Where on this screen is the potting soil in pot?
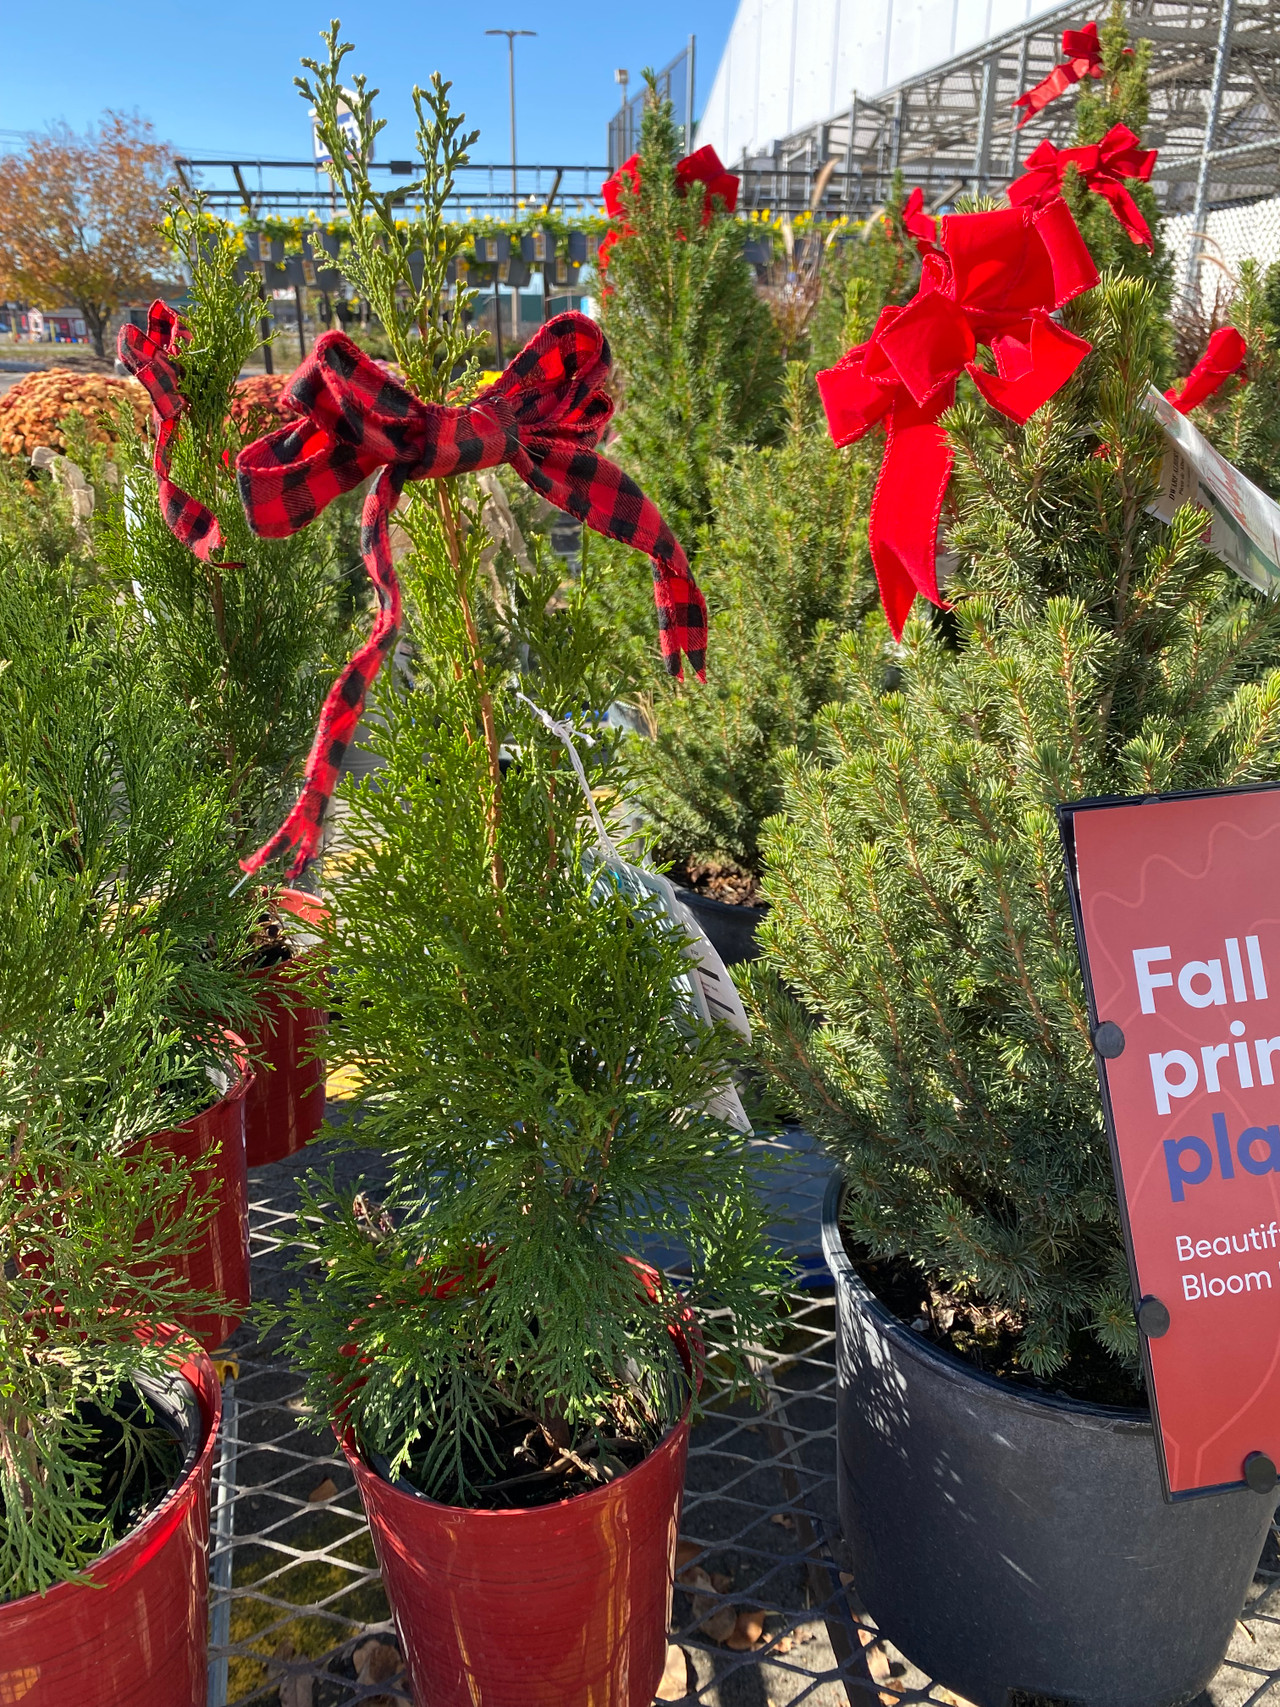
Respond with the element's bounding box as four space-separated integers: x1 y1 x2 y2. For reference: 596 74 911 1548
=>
847 1230 1146 1407
367 1372 684 1509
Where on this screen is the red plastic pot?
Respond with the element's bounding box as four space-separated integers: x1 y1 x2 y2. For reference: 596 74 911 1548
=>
243 887 329 1169
140 1058 251 1352
0 1342 223 1707
342 1407 690 1707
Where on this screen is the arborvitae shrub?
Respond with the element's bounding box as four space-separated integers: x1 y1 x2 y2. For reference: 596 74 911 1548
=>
269 35 782 1505
97 205 365 857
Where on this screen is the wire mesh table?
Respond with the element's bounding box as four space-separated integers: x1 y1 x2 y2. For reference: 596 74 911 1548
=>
208 1113 1280 1707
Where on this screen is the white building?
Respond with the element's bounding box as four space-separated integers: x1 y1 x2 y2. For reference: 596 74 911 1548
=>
700 0 1066 168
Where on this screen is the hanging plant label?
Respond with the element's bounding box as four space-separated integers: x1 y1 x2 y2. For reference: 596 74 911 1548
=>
1143 386 1280 595
587 852 753 1134
1060 781 1280 1500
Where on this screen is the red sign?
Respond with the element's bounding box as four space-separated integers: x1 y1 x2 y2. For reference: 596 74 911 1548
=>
1063 784 1280 1498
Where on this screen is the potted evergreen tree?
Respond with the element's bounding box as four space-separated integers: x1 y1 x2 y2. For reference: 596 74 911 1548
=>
0 546 263 1349
630 364 877 956
238 32 782 1706
746 64 1280 1707
0 570 231 1701
102 202 360 1168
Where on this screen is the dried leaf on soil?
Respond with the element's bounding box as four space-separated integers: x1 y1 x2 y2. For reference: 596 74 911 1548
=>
307 1476 338 1503
724 1609 767 1651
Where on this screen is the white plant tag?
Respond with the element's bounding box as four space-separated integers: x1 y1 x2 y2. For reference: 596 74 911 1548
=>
1143 384 1280 593
516 692 753 1134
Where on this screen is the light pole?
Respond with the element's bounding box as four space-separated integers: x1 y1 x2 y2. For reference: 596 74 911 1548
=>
614 68 629 165
486 28 535 342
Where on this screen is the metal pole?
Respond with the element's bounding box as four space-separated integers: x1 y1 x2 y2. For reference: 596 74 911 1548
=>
845 94 858 213
1183 0 1235 310
508 39 517 215
1007 32 1029 179
206 1379 238 1707
973 55 995 197
685 34 696 152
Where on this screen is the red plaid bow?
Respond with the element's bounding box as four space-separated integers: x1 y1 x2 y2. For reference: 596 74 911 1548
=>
235 311 704 877
1013 21 1106 127
117 301 234 563
1166 326 1249 415
816 199 1098 637
1008 123 1158 249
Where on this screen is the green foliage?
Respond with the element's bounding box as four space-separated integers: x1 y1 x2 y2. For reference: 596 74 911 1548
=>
0 550 256 1597
0 553 261 1073
632 366 877 873
597 79 784 549
1066 2 1170 302
0 455 87 571
95 197 365 855
272 30 782 1505
747 272 1280 1379
809 182 922 373
1196 257 1280 500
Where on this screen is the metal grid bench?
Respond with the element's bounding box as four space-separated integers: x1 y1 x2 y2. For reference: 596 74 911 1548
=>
207 1118 1280 1706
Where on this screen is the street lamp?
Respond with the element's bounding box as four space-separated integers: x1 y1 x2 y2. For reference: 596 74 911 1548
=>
486 28 536 345
485 29 535 219
614 68 630 165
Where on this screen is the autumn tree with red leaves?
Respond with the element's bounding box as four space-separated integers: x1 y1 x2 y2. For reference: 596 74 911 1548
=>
0 112 175 357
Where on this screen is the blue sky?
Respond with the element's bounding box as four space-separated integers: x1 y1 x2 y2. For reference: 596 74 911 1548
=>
2 2 736 179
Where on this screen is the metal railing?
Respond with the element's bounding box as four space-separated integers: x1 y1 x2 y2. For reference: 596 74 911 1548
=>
608 39 697 169
729 0 1280 304
175 158 610 220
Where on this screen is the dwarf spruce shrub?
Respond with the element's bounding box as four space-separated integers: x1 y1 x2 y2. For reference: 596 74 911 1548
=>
747 269 1280 1379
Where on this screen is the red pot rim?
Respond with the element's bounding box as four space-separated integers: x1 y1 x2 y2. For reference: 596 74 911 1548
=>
250 889 330 985
0 1335 221 1610
337 1309 701 1522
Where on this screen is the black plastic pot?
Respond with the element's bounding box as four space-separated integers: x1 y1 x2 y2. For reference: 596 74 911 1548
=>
674 887 765 968
822 1172 1274 1707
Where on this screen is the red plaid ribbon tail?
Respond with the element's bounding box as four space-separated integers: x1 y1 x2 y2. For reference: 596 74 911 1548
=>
117 300 235 565
239 467 404 878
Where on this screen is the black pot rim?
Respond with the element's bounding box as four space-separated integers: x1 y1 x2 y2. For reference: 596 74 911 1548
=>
672 885 768 920
822 1169 1152 1433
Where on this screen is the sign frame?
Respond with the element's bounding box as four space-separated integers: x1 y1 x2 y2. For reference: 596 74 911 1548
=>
1058 779 1280 1504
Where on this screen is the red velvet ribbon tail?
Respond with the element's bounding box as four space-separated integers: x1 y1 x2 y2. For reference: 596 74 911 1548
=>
1093 177 1154 249
1013 63 1078 126
240 468 404 877
1167 327 1249 415
868 415 954 639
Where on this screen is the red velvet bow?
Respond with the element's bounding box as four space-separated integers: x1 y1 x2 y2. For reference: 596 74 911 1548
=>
1166 326 1249 415
117 301 235 564
599 145 740 268
1013 21 1106 127
816 199 1098 637
235 312 704 877
1008 123 1158 249
902 187 938 255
